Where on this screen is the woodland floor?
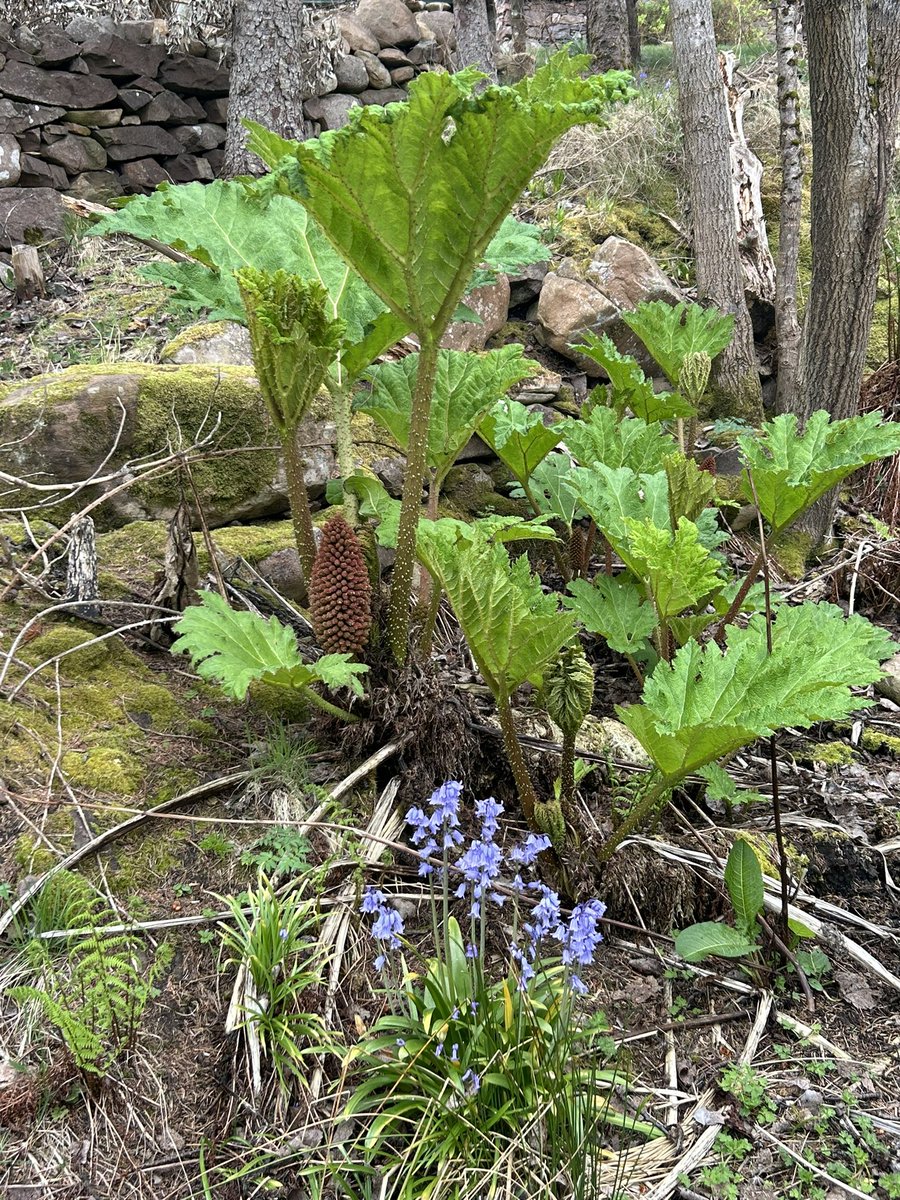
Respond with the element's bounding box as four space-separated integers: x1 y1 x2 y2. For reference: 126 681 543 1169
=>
1 223 900 1200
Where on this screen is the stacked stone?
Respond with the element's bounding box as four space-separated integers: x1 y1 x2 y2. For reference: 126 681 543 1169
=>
310 0 455 133
0 13 231 221
0 0 455 249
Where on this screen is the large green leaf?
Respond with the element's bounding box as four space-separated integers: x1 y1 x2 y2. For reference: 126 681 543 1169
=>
617 603 895 780
417 523 576 694
342 471 402 548
171 592 368 699
665 454 717 525
526 451 583 526
574 464 670 572
625 516 723 619
674 923 759 963
468 214 549 290
248 59 630 336
724 839 764 936
622 301 734 387
91 181 387 346
478 400 564 486
573 332 694 421
361 346 539 480
564 574 656 655
738 410 900 533
562 406 677 473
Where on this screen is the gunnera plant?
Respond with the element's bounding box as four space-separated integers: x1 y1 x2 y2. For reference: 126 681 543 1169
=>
309 514 373 656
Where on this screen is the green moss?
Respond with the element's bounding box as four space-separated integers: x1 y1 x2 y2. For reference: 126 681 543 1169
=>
770 528 815 580
196 519 296 570
159 321 230 361
61 746 145 794
441 464 531 520
14 834 56 874
0 519 58 546
861 728 900 756
107 826 190 893
805 741 855 767
24 625 112 675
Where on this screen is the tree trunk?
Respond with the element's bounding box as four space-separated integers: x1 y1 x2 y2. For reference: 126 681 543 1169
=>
454 0 498 80
626 0 641 65
720 52 777 307
586 0 631 71
223 0 341 176
794 0 900 539
671 0 763 421
773 0 804 413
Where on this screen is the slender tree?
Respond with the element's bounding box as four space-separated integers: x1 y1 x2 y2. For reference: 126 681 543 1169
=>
626 0 641 65
671 0 763 420
586 0 631 71
454 0 498 80
773 0 804 414
794 0 900 539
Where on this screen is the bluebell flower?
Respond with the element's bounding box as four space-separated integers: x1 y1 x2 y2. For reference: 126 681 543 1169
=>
396 1038 406 1046
429 780 463 828
639 70 647 80
435 1042 444 1058
361 886 404 965
360 886 387 914
466 942 479 959
524 883 563 956
374 954 386 971
509 833 552 867
405 806 431 844
476 796 503 841
450 1043 459 1063
278 928 288 941
570 974 588 995
561 898 606 969
462 1068 481 1095
457 838 504 912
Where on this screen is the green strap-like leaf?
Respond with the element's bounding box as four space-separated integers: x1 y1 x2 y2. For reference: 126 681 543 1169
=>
723 839 765 935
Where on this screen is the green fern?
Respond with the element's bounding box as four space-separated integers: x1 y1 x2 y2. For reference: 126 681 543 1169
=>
11 929 173 1077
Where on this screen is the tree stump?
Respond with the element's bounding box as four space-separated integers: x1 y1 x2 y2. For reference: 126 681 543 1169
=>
11 244 45 302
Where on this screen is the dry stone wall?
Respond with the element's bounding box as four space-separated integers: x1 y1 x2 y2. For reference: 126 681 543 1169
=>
0 0 454 248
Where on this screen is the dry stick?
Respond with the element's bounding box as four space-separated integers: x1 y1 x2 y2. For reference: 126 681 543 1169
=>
0 770 252 940
184 461 228 601
59 193 193 264
754 1127 875 1200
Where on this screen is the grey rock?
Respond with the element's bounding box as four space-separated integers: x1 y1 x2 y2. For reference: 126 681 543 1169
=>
390 66 415 84
203 96 228 123
18 154 68 188
158 54 230 96
64 15 118 43
338 13 380 53
257 548 305 602
67 168 123 202
77 32 166 78
508 260 549 306
0 134 21 186
162 322 253 366
442 277 510 351
416 10 456 49
120 157 171 192
33 30 80 66
875 653 900 706
0 60 118 108
407 39 440 65
356 50 392 89
357 87 407 105
586 235 684 311
173 122 226 152
163 153 214 182
0 99 65 133
143 88 196 124
62 107 123 127
43 132 107 173
334 54 370 93
0 186 64 248
356 0 421 47
12 26 42 55
118 89 156 114
205 147 224 176
378 46 412 66
303 93 361 130
95 123 182 160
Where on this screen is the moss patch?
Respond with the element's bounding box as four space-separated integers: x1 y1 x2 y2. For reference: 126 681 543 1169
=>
159 321 229 360
770 528 815 580
860 728 900 757
804 741 856 768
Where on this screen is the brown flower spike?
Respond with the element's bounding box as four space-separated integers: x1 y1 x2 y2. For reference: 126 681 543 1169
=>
309 515 372 656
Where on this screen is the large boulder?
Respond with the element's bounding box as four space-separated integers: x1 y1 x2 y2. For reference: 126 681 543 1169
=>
355 0 421 48
160 321 253 366
304 93 362 130
0 363 403 527
0 134 21 186
42 132 107 173
441 277 510 351
536 237 686 375
0 99 66 133
338 14 381 53
0 187 64 248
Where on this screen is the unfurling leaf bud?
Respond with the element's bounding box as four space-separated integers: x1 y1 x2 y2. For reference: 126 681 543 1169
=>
541 643 594 738
534 796 567 850
309 515 372 656
678 351 712 406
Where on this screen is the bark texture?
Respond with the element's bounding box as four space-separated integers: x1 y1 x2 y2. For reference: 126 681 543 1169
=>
626 0 641 65
721 52 777 308
773 0 804 413
454 0 498 80
671 0 762 420
586 0 631 71
795 0 900 540
223 0 341 176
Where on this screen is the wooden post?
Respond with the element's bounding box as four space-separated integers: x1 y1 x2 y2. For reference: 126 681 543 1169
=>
66 516 99 619
11 244 45 302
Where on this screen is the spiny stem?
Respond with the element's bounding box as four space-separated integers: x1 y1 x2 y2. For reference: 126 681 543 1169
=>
710 546 766 642
329 382 358 523
282 430 317 581
299 686 359 724
388 340 439 664
496 689 540 829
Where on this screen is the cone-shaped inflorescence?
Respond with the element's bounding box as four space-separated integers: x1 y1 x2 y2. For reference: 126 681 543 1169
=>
309 515 372 656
